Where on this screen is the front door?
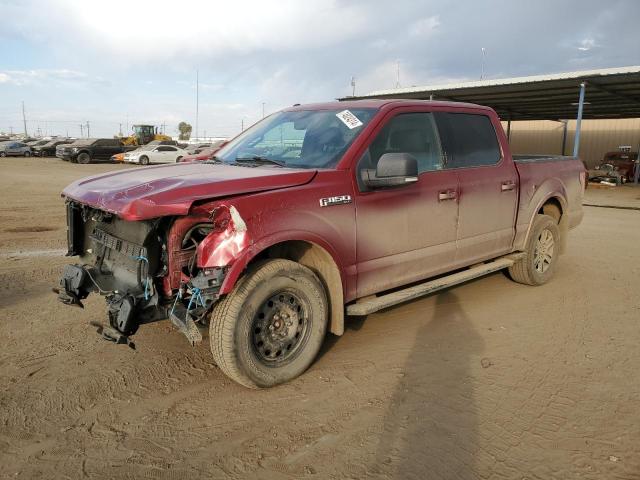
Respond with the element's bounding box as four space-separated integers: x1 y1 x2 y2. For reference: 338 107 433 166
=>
354 110 459 298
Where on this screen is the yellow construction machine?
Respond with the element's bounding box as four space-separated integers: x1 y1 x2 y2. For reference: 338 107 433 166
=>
121 125 172 146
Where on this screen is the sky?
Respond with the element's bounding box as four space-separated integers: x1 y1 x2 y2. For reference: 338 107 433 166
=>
0 0 639 139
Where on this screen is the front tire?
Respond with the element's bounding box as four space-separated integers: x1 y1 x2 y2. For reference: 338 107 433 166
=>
508 214 560 286
24 151 31 157
0 152 6 157
76 152 91 164
139 156 149 165
209 259 328 388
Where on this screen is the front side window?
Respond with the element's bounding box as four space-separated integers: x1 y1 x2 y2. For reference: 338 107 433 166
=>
360 112 444 174
215 108 377 169
434 112 501 168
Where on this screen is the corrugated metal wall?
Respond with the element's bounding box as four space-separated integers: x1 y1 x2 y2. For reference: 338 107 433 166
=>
500 118 640 168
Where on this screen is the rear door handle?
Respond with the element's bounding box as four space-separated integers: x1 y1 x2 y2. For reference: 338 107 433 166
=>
438 190 457 201
501 181 516 191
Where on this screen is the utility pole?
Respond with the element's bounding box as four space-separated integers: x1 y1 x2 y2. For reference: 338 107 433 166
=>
395 61 401 88
262 102 266 119
22 101 28 137
86 121 90 138
119 123 123 136
9 126 13 135
350 76 356 96
195 70 199 140
241 118 244 132
480 47 486 80
80 124 84 137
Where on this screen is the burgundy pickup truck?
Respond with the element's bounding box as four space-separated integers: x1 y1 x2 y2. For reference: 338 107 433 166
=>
56 100 585 388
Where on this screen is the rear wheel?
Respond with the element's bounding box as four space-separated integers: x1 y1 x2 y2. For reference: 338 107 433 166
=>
508 214 560 286
24 151 31 157
0 152 6 157
209 259 328 388
139 156 149 165
76 152 91 164
176 156 182 163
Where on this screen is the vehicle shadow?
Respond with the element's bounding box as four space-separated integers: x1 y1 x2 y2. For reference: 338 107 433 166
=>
371 290 485 479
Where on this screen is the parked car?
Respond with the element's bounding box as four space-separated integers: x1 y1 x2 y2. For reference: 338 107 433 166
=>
110 152 126 163
25 139 48 147
0 141 32 157
56 100 585 388
124 144 188 165
597 151 638 183
178 141 228 162
32 138 74 157
185 143 212 154
56 138 134 164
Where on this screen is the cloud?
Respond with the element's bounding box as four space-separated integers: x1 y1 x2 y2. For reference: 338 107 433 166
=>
0 69 100 86
409 15 441 37
577 37 599 51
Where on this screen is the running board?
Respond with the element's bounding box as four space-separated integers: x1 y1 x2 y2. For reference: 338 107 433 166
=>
346 253 525 316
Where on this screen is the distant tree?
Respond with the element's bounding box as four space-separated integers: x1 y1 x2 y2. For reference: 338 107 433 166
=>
178 122 193 140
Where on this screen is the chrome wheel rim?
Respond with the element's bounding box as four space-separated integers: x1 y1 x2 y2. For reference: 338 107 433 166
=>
251 290 309 366
534 229 555 273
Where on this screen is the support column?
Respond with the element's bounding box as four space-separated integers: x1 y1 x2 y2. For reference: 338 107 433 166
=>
572 82 586 158
634 140 640 184
561 120 568 156
506 119 512 142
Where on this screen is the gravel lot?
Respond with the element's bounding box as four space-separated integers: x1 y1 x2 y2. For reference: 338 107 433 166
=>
1 157 639 479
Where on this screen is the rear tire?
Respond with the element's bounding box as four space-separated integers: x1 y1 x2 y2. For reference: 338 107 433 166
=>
176 156 182 163
140 156 149 165
24 151 31 157
76 152 91 164
508 214 560 286
209 259 328 389
0 152 6 157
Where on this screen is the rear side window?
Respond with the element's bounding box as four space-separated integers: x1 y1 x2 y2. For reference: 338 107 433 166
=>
434 113 501 168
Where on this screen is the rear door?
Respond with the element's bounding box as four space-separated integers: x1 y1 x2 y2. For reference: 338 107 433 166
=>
435 111 518 266
354 108 459 298
158 146 179 163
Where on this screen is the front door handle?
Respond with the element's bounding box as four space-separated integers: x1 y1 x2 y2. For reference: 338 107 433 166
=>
501 181 516 191
438 190 457 201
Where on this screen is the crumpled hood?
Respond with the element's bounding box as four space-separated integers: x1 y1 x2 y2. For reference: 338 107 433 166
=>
62 162 317 220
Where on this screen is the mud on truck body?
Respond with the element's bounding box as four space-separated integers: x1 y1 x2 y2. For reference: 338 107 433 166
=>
56 100 585 388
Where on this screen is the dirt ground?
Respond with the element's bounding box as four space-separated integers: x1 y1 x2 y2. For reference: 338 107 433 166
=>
1 156 639 480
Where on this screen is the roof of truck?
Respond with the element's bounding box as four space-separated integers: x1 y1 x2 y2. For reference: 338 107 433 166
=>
286 99 493 112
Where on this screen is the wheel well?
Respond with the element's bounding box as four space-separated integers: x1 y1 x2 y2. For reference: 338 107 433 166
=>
251 240 345 336
539 197 567 253
539 197 562 223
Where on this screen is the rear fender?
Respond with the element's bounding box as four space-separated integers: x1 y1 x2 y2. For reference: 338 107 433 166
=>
517 178 568 252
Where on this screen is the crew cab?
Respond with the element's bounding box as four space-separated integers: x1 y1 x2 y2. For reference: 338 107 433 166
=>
56 138 134 164
56 100 585 388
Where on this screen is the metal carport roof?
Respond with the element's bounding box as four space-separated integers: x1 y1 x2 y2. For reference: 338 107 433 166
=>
343 66 640 121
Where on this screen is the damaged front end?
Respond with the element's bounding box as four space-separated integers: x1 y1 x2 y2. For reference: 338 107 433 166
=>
55 200 244 346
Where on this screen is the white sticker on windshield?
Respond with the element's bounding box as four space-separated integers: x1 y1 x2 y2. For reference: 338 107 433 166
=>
336 110 363 129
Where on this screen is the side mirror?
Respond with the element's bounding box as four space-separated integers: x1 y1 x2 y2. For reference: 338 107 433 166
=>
362 153 419 188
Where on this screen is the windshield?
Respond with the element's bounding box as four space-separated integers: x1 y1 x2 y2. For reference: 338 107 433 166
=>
215 107 377 169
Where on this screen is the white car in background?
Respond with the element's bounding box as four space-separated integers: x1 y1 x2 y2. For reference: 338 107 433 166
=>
124 145 188 165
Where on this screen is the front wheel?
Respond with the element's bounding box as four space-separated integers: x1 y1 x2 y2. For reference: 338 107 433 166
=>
176 156 182 163
76 152 91 164
139 156 149 165
209 259 328 388
0 152 6 157
508 214 560 286
24 151 31 157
